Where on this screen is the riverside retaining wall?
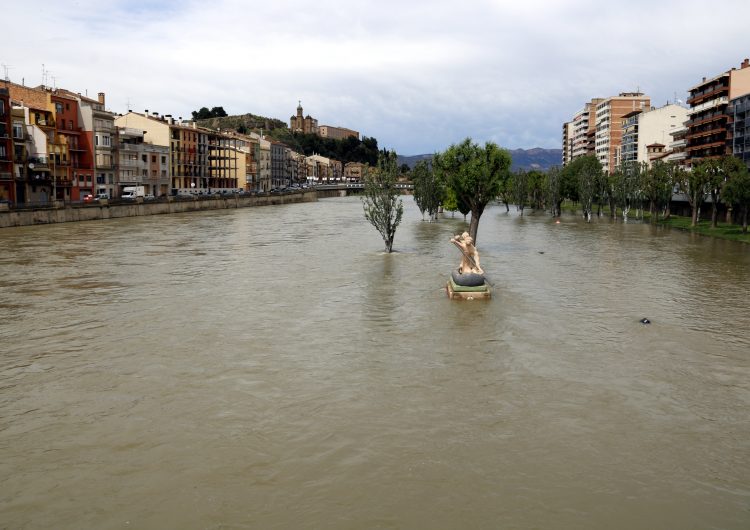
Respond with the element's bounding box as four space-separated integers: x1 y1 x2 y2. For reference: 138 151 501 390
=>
0 191 318 229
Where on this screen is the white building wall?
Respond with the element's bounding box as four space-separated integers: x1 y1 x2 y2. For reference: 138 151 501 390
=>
636 104 689 165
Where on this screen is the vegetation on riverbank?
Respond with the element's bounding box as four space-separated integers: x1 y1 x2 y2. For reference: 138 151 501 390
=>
658 215 750 243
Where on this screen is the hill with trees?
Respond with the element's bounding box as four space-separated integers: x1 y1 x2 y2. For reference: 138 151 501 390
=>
193 108 380 165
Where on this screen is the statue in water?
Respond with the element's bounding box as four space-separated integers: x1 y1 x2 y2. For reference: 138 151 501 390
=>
450 232 485 286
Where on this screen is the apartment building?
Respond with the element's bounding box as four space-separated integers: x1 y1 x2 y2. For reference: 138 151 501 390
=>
686 58 750 166
619 103 688 167
0 88 13 202
259 137 271 192
115 111 238 193
594 92 651 173
561 121 573 166
666 126 688 167
571 98 603 162
117 127 169 197
731 93 750 168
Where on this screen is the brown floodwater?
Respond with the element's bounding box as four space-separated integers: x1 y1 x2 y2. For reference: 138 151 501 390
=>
1 197 749 529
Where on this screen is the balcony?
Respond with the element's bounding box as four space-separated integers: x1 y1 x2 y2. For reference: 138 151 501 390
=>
687 83 729 106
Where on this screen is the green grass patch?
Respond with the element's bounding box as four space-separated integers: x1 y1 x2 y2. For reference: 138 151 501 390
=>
657 215 750 243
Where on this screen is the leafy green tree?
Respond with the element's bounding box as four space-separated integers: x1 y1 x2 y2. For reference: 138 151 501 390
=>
210 106 228 118
434 138 512 244
693 158 727 228
545 166 562 217
412 160 443 222
723 161 750 233
642 160 674 223
560 157 585 207
399 163 411 174
527 170 546 210
512 169 529 215
563 155 602 222
680 160 711 227
362 150 404 253
442 187 458 217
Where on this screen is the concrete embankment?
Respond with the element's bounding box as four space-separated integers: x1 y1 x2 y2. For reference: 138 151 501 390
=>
0 191 318 228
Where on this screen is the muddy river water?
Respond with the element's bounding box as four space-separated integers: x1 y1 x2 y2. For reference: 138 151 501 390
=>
1 197 749 528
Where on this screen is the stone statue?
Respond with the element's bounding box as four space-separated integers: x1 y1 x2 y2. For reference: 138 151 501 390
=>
451 232 483 274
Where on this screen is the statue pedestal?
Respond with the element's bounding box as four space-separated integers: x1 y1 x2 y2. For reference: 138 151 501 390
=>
446 277 491 300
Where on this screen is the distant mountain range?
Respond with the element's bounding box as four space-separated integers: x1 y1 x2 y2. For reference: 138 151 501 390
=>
398 148 562 172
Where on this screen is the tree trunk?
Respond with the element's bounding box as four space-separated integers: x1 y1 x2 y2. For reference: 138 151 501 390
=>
743 207 748 234
711 203 718 228
664 203 671 221
691 205 698 227
609 198 616 219
504 201 509 213
469 214 480 244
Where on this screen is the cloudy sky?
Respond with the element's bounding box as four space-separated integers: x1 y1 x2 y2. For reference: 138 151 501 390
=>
3 0 749 155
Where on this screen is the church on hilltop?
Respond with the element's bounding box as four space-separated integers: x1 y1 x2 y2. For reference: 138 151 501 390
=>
290 101 360 140
290 101 318 135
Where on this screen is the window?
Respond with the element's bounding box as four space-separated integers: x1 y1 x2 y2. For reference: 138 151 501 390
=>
161 156 166 164
152 155 156 163
68 120 73 130
141 154 147 163
55 102 63 114
12 122 23 139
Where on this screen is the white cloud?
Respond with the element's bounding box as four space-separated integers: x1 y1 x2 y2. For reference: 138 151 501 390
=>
3 0 749 154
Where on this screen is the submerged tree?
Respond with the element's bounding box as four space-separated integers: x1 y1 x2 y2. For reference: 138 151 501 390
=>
362 150 404 253
434 138 512 244
411 159 443 222
678 161 710 227
545 166 562 217
723 161 750 233
563 155 602 222
511 169 529 215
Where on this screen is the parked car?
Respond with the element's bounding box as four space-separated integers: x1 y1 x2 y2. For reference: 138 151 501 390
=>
144 193 155 201
95 193 110 200
82 194 94 203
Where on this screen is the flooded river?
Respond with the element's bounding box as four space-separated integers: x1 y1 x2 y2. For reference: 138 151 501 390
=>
1 197 749 529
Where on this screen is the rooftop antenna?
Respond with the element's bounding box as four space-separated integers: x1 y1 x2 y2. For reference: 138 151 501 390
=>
1 63 12 82
126 97 131 112
42 63 48 87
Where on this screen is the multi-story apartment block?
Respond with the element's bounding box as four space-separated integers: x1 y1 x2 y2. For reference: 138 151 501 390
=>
225 131 260 191
11 103 54 203
619 103 688 167
270 141 286 188
561 121 573 166
564 98 604 165
666 126 688 167
76 92 117 198
594 92 650 173
620 110 642 165
686 58 750 166
319 125 359 140
117 127 169 197
259 137 271 192
116 111 238 194
0 88 13 202
208 132 239 190
731 93 750 168
290 101 318 135
7 82 98 201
